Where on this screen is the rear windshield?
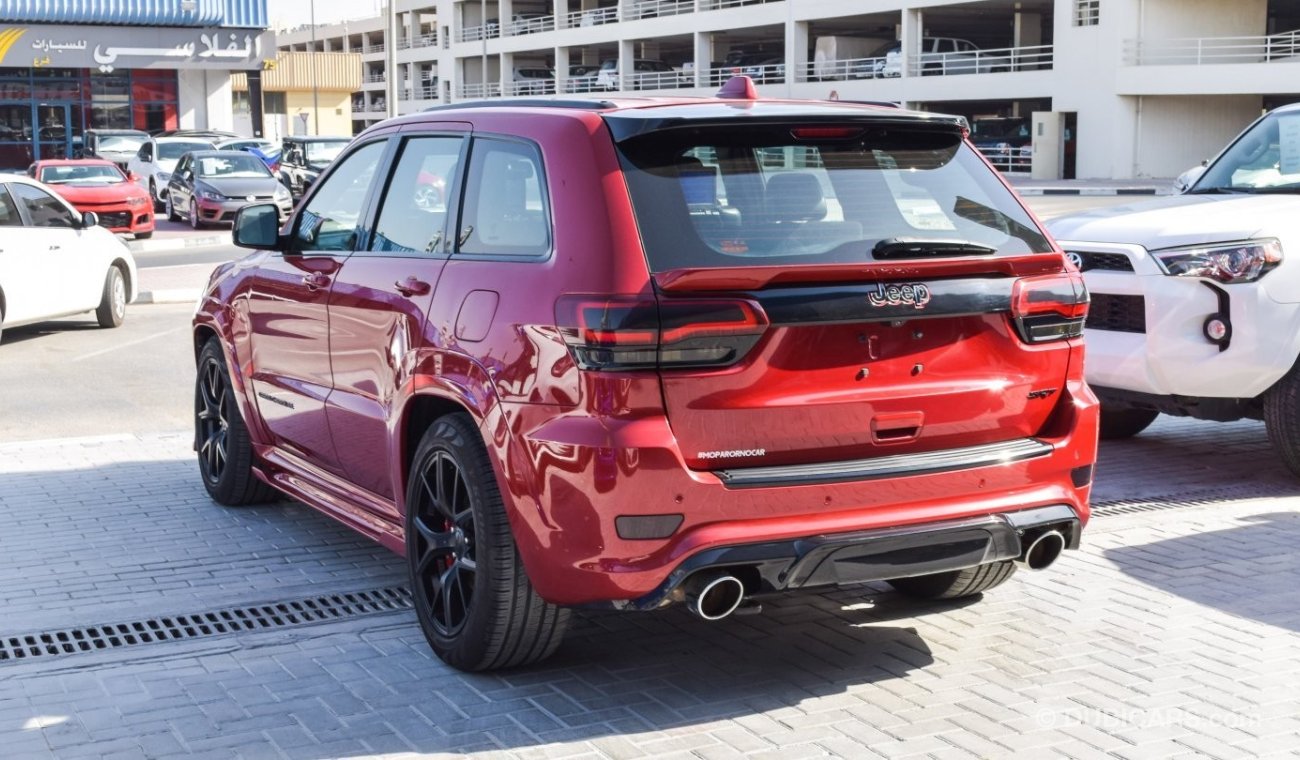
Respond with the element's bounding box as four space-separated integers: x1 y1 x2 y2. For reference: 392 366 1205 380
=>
616 122 1050 272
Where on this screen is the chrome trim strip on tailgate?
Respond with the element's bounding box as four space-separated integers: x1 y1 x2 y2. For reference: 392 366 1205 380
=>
714 438 1053 488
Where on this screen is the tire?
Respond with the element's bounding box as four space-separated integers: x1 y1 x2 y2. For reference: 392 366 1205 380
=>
887 560 1017 600
1265 366 1300 478
150 179 163 212
189 200 204 230
195 338 278 506
406 413 570 671
165 194 179 222
1099 406 1159 440
95 266 126 328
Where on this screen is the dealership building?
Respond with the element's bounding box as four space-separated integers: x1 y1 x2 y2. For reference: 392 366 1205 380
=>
278 0 1300 179
0 0 272 169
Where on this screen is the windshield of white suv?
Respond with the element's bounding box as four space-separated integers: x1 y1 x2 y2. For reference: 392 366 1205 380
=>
97 135 145 152
617 122 1050 271
159 141 214 160
1193 112 1300 193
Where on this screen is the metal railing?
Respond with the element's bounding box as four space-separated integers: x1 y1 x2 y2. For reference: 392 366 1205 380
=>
365 101 387 112
978 145 1033 174
625 0 693 20
565 6 617 28
700 0 781 9
458 82 503 99
401 85 440 100
507 15 555 36
1124 29 1300 65
409 32 438 49
504 79 557 95
701 63 786 86
798 56 887 81
625 70 693 90
905 44 1053 76
563 75 606 93
458 24 500 43
362 42 385 54
362 73 385 84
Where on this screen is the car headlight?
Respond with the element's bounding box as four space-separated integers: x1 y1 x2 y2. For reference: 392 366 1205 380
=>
199 189 225 202
157 171 171 183
274 186 290 200
126 196 147 208
1153 239 1283 284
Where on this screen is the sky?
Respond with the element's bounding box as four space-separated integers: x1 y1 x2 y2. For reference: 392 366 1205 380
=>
267 0 382 29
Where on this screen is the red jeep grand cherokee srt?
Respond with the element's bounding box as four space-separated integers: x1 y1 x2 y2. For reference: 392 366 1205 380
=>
192 80 1098 671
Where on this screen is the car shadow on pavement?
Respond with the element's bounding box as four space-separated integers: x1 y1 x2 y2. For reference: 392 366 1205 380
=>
0 317 107 346
1103 510 1300 634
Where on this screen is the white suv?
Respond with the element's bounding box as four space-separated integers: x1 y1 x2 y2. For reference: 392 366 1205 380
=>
1048 103 1300 474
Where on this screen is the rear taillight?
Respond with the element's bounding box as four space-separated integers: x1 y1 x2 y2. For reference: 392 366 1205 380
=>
1010 272 1089 344
555 295 768 371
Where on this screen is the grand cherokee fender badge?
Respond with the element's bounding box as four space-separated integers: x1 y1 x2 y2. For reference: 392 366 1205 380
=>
869 282 932 310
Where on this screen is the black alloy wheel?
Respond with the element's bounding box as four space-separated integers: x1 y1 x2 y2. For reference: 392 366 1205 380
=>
194 338 276 505
410 449 478 638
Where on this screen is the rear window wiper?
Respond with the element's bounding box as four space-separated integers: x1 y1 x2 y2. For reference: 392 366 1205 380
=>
872 237 997 259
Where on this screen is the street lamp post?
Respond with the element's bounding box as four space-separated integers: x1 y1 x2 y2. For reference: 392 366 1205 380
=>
310 0 320 134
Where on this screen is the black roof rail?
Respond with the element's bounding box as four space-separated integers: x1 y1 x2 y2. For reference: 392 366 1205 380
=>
423 98 618 113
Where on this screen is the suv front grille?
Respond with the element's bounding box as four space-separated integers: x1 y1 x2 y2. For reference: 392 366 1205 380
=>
1068 251 1134 272
1086 293 1145 333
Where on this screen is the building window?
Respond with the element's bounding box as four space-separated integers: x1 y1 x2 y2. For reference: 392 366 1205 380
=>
264 92 287 115
1073 0 1099 26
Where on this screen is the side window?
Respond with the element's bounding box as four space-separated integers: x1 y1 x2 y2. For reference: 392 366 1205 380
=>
175 156 188 177
292 139 386 252
370 136 463 255
456 138 550 258
140 143 152 161
10 183 78 228
0 187 22 227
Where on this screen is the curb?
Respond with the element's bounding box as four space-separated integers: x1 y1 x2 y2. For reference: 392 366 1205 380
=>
136 288 203 305
127 233 229 254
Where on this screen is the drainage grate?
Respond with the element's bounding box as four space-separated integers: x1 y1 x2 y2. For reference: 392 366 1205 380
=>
0 586 411 663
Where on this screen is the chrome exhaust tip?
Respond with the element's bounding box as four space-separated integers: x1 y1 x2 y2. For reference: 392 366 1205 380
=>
1016 530 1066 571
690 575 745 621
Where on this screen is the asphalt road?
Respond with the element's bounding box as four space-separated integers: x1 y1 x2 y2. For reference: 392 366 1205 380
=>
0 303 196 442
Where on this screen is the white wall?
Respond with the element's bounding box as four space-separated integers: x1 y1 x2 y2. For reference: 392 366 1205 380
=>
1141 0 1267 39
177 69 235 132
1135 95 1262 176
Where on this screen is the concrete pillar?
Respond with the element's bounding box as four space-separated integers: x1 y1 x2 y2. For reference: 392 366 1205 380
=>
693 31 711 87
555 0 569 29
900 7 921 80
618 38 634 91
1014 12 1042 47
555 46 570 92
785 19 809 89
500 51 514 93
177 69 233 131
499 0 513 35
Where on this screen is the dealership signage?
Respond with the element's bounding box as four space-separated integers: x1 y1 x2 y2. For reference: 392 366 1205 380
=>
0 25 274 72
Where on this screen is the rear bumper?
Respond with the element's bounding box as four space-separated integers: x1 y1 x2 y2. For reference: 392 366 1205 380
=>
493 375 1098 607
624 504 1080 610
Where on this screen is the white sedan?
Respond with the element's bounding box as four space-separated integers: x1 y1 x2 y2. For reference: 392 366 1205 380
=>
0 175 138 343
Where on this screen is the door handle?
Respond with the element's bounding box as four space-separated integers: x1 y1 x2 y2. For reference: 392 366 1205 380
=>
301 272 331 290
394 277 431 297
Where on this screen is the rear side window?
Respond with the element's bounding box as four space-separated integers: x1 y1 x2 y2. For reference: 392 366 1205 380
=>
0 187 21 226
10 183 78 228
616 122 1050 272
455 138 549 258
370 136 463 255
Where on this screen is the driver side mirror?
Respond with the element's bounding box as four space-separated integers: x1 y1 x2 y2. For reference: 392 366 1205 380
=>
81 211 99 229
126 171 138 181
232 204 282 250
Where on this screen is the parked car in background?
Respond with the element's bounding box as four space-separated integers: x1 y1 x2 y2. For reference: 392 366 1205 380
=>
512 67 556 94
164 150 292 229
150 129 242 142
878 37 999 77
279 135 350 197
244 145 282 174
127 136 217 210
1048 102 1300 475
971 117 1032 172
193 81 1097 672
80 129 149 171
0 175 137 342
596 58 690 90
564 63 601 92
29 159 155 239
216 137 276 155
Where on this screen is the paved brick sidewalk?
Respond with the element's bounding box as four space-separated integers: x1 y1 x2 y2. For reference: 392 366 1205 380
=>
2 417 1299 759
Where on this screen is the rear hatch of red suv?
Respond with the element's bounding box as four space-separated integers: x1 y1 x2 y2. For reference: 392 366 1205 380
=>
581 106 1085 476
